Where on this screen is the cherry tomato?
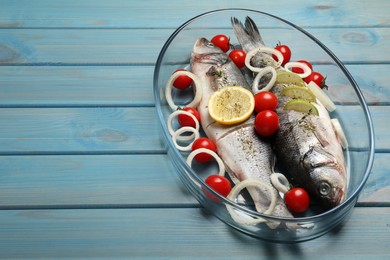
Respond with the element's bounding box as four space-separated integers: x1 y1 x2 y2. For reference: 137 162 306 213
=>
254 92 278 113
284 188 310 213
203 175 232 202
273 44 291 66
178 107 201 128
191 137 217 163
254 110 279 137
229 49 246 68
173 69 193 89
211 34 230 52
292 60 313 74
304 71 328 89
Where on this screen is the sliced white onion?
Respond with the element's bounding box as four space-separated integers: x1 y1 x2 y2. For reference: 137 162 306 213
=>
331 118 348 149
245 47 283 73
172 127 200 151
167 110 200 141
165 70 203 111
307 81 336 112
226 179 277 225
252 66 277 94
186 148 226 177
270 173 290 195
284 61 312 78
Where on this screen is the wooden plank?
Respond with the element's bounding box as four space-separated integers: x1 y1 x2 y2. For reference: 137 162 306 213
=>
0 207 388 259
0 151 385 207
0 66 156 107
0 154 196 207
0 0 389 28
0 107 164 153
0 65 388 106
0 28 388 64
0 106 384 153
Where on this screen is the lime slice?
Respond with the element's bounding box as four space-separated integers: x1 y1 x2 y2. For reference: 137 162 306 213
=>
276 71 305 86
208 86 255 125
281 86 316 102
283 99 319 115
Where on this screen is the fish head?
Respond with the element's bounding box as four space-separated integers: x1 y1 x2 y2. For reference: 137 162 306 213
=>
191 38 228 66
310 167 346 208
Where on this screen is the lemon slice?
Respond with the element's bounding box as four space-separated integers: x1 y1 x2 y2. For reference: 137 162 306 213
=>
276 71 305 86
281 86 316 102
208 86 255 125
283 99 319 116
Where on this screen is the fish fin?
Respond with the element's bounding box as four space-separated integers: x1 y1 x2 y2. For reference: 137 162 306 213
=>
244 16 265 45
231 16 264 50
313 126 330 148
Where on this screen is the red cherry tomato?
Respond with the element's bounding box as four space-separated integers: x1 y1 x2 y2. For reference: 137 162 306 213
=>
304 71 327 89
292 60 313 74
229 49 246 68
173 69 193 89
178 107 201 128
203 175 232 202
254 92 278 113
284 188 310 213
211 34 230 52
191 137 217 163
273 44 291 66
254 110 279 137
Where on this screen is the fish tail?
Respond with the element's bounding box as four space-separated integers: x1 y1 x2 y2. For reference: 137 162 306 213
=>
231 16 264 49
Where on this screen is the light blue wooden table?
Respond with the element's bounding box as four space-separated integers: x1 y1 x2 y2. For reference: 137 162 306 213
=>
0 1 389 258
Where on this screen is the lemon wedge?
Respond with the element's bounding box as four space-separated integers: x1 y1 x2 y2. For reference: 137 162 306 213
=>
276 71 305 86
208 86 255 125
281 86 316 102
283 99 319 116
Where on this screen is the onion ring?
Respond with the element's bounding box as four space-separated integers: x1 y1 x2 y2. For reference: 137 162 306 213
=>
307 81 336 112
284 61 312 78
226 179 277 225
172 126 199 151
245 47 283 72
165 70 203 111
252 66 277 94
186 148 225 177
167 110 200 141
270 173 290 194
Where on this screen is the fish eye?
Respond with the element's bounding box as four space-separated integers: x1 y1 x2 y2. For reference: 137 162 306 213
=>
207 42 215 47
319 182 331 196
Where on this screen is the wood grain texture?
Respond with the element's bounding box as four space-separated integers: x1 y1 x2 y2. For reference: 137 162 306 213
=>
0 28 388 64
0 208 388 259
0 66 156 107
0 0 388 257
0 154 195 207
0 152 386 207
0 107 164 153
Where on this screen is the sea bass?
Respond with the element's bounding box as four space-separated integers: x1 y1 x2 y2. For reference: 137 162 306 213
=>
232 17 347 208
190 38 293 221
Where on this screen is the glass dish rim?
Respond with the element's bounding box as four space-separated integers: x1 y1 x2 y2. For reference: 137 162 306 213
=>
153 8 375 222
